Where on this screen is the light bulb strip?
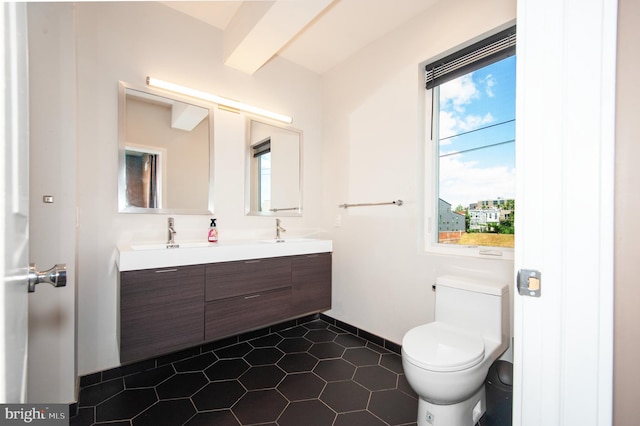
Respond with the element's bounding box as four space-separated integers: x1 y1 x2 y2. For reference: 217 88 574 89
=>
146 77 293 124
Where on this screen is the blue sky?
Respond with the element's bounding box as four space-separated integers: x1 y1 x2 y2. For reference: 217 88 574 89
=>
438 56 516 209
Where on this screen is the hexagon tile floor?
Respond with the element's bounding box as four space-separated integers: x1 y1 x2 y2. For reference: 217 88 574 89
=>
71 317 421 426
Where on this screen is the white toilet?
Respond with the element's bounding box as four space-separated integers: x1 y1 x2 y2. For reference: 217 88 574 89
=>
402 275 509 426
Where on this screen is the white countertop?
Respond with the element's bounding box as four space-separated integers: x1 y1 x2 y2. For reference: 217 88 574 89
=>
116 238 333 271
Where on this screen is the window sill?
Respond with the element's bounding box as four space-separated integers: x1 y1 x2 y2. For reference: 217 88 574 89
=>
423 242 514 261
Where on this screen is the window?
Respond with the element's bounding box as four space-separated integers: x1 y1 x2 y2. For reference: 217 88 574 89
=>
426 27 516 251
252 138 271 212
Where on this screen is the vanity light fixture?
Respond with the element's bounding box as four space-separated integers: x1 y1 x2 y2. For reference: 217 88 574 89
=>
146 77 293 124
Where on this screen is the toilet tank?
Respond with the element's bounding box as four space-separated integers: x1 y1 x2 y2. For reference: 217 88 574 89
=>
435 275 509 347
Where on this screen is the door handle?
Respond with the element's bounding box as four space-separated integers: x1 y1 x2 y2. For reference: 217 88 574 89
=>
28 263 67 293
244 294 261 299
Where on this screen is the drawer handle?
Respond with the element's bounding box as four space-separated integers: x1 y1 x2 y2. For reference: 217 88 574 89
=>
155 268 178 273
244 294 261 299
244 260 261 264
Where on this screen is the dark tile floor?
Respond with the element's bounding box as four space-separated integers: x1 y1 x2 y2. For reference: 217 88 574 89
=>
71 318 420 426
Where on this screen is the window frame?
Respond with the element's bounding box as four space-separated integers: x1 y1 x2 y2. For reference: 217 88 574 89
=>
421 26 516 260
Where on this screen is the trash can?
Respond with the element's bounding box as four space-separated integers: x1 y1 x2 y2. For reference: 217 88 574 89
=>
484 360 513 426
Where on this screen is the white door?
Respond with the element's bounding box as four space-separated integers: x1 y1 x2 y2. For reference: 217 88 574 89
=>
2 2 68 404
513 0 616 424
1 2 30 403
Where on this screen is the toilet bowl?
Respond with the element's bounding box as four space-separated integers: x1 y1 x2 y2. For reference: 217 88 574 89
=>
401 276 509 426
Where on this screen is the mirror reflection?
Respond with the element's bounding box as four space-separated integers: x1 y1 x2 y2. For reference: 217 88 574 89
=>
246 120 302 216
118 83 214 214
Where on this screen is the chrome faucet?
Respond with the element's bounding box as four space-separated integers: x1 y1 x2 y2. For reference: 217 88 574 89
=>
167 217 177 246
276 218 286 241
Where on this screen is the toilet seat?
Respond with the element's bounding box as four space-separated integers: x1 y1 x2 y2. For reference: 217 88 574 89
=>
402 322 485 372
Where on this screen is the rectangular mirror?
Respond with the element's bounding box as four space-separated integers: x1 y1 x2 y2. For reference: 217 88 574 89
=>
246 119 302 216
118 81 214 214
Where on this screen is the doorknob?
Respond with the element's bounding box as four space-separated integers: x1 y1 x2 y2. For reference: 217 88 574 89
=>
28 263 67 293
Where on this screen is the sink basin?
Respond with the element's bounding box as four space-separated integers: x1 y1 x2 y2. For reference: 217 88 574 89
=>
260 238 316 244
130 242 214 250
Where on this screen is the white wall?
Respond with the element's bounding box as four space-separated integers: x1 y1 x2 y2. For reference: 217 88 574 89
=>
321 0 516 345
73 2 325 375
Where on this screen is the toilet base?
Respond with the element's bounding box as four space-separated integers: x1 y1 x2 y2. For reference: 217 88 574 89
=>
417 386 486 426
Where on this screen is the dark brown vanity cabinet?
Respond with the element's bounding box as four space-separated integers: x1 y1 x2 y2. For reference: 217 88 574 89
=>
204 257 292 341
119 253 331 363
291 253 332 317
120 265 205 363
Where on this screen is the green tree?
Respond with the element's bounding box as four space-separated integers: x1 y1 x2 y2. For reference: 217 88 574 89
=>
495 219 514 234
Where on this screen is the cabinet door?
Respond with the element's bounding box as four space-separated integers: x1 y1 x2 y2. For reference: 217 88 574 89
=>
205 257 291 301
205 287 291 341
120 265 204 363
291 253 332 317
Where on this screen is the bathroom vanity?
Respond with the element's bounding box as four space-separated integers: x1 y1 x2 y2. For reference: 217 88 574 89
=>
117 240 332 363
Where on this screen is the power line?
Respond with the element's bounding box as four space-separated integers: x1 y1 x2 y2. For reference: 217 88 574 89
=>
439 118 515 141
440 139 515 158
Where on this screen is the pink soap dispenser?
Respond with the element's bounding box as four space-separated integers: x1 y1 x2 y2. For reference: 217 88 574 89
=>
208 218 218 243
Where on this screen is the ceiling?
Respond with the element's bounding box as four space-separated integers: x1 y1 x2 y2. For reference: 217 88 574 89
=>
161 0 439 75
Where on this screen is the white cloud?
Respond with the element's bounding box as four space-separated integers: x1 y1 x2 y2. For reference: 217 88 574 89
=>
438 73 495 139
439 154 515 208
439 111 494 140
439 74 478 112
459 112 494 132
483 73 496 97
438 110 457 143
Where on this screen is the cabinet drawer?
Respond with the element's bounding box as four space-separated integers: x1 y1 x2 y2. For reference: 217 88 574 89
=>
120 265 204 306
205 287 291 340
205 257 291 301
120 265 204 363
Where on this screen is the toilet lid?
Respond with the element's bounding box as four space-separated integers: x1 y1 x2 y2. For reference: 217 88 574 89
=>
402 322 485 372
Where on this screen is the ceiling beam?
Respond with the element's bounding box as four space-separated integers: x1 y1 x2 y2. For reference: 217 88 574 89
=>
223 0 334 74
171 102 208 131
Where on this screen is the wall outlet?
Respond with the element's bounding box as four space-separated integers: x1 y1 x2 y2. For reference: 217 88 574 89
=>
334 214 342 227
